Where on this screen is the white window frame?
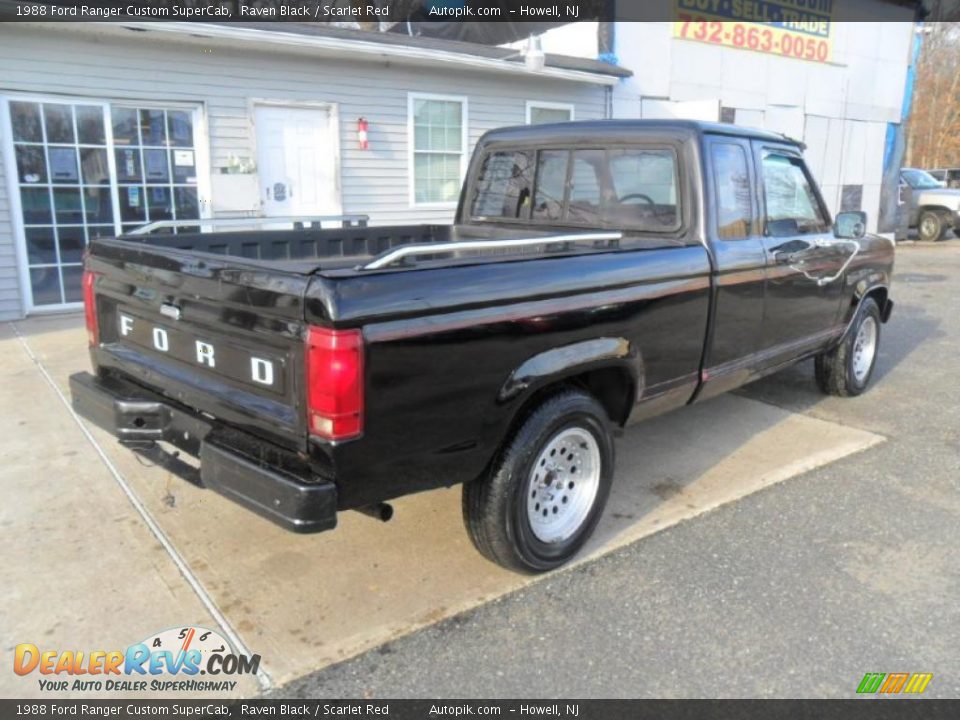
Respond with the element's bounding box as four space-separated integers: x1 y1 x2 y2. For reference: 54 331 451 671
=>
525 101 575 125
408 92 468 209
0 92 210 314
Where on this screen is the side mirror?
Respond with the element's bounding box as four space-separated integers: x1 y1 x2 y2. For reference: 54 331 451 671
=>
834 211 867 239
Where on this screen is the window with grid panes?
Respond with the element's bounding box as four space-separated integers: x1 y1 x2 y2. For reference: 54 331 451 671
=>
7 99 200 308
411 96 465 205
111 106 199 236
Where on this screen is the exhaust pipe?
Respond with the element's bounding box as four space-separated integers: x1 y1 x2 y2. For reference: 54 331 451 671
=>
355 502 393 522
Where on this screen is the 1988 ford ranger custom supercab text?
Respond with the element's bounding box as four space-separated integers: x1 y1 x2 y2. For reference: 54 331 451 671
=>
70 121 895 573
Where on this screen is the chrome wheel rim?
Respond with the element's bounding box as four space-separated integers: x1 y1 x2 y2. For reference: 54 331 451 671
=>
920 216 936 238
526 427 601 544
852 316 878 383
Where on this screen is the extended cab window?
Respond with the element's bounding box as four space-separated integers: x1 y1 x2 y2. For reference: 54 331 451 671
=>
761 152 827 236
711 143 752 239
470 151 535 220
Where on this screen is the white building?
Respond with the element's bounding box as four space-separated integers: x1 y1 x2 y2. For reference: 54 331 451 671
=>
529 16 917 234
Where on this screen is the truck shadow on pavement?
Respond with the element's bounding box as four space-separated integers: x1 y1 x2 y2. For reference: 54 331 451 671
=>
583 391 881 560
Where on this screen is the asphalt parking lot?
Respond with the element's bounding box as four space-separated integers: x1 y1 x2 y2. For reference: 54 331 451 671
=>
2 241 958 699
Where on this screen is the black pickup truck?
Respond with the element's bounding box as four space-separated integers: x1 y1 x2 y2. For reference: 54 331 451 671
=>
71 120 894 573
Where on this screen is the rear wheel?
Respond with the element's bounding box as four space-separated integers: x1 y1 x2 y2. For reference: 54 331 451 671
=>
462 390 614 574
815 297 881 397
918 210 946 242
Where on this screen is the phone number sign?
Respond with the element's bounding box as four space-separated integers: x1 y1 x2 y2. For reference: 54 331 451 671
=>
673 0 834 63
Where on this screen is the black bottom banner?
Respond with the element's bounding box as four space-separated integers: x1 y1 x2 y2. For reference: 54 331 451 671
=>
3 699 959 719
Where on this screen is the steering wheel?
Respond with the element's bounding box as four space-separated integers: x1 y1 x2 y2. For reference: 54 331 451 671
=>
618 193 655 205
535 199 563 221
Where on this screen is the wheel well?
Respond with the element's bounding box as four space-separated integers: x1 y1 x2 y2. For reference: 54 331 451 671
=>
572 367 636 426
859 286 889 319
919 205 954 220
471 366 636 490
511 366 635 431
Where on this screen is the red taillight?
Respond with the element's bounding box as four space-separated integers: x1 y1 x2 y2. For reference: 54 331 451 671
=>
83 270 99 347
305 326 364 441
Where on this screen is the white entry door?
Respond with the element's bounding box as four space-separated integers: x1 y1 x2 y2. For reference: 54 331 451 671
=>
254 104 340 217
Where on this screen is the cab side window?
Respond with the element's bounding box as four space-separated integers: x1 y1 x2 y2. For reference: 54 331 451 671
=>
761 152 828 236
711 143 753 239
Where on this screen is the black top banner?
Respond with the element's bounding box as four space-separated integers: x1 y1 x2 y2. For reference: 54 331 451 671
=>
1 0 954 25
2 0 607 23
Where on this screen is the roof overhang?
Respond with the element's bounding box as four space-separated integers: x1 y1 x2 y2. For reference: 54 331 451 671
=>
91 22 622 87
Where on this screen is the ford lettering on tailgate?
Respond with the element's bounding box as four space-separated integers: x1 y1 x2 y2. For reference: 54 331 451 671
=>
116 312 285 394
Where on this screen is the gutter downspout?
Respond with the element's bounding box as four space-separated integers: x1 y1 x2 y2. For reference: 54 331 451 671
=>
599 21 616 119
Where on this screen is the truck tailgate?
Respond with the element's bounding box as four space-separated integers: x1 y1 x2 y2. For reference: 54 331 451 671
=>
86 238 311 452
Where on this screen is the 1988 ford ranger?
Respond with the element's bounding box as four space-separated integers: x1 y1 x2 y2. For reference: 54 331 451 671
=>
71 120 894 573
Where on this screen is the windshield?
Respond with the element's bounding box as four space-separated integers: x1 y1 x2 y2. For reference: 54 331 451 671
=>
902 169 943 189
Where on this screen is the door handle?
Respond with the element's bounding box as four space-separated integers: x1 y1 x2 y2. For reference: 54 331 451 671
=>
814 239 860 286
772 250 800 264
772 242 813 264
266 186 271 200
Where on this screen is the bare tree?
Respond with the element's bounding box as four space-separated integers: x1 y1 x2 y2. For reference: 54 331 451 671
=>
906 22 960 168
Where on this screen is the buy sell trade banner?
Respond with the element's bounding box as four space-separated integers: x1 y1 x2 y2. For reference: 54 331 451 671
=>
673 0 834 63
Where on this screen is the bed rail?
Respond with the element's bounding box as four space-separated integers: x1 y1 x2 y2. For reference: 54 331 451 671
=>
127 215 369 235
361 232 623 270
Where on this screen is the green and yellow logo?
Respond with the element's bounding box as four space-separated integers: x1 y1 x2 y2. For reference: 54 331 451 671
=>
857 672 933 694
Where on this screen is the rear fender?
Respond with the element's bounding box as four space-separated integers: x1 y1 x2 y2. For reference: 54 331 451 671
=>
491 336 643 443
499 337 641 402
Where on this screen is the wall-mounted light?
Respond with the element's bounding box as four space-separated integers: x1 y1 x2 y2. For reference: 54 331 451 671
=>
358 117 369 150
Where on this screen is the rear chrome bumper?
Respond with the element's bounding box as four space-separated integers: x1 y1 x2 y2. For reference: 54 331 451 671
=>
69 371 337 534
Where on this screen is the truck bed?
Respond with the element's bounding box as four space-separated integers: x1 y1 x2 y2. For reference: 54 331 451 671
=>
117 220 692 276
117 223 611 274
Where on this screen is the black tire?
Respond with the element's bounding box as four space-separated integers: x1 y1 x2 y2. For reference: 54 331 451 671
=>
462 390 615 574
918 210 946 242
815 297 882 397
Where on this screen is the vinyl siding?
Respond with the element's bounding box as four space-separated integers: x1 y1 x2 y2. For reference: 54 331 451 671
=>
0 25 610 318
0 139 22 320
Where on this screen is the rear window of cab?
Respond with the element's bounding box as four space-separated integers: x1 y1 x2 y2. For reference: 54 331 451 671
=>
470 146 682 233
